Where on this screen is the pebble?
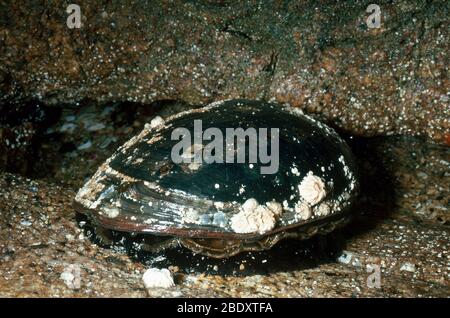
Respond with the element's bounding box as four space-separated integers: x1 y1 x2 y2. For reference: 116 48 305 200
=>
400 262 416 272
337 250 353 265
77 141 92 151
60 271 75 287
142 268 175 289
59 123 77 133
20 220 32 227
86 123 106 132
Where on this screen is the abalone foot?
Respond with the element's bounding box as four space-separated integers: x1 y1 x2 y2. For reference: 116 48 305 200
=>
180 214 350 258
76 211 351 258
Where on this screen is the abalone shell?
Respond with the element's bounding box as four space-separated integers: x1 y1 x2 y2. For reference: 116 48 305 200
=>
74 100 358 243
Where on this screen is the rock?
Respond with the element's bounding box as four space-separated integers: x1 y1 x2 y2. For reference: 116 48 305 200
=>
0 101 58 174
0 1 448 144
0 93 448 297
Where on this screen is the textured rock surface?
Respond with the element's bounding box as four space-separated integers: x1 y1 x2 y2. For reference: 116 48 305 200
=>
0 101 448 297
0 0 448 143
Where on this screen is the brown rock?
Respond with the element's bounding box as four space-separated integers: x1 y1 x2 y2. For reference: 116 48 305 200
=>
0 1 448 143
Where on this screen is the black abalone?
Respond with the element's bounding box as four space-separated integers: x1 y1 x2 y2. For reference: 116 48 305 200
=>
74 99 358 258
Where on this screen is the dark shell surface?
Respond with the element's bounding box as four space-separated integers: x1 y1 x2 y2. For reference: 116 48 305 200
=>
75 100 358 253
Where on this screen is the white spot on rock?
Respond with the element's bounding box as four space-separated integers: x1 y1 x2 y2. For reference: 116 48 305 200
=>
400 262 416 272
60 271 75 286
142 268 175 289
337 250 353 265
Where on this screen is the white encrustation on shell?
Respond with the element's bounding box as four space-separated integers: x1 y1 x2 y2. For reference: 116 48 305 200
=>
142 268 175 289
101 206 120 218
298 171 327 206
214 201 225 209
230 198 279 234
315 202 331 217
181 143 204 160
242 198 258 213
181 207 199 224
291 166 300 176
265 200 283 217
149 116 165 129
294 202 312 220
187 162 201 171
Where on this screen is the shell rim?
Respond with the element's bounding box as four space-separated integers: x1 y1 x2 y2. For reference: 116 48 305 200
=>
73 200 353 239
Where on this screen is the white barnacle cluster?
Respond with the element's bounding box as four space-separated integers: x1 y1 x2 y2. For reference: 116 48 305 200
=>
283 160 357 223
180 204 230 228
293 171 330 220
298 171 327 205
230 198 282 235
294 201 312 220
315 202 331 217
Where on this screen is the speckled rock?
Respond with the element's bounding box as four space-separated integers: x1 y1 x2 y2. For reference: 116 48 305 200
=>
0 1 448 144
